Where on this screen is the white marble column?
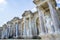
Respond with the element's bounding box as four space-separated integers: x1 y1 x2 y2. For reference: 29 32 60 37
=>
7 27 9 37
7 25 11 38
23 17 27 37
8 25 10 36
31 20 35 36
5 29 8 38
2 31 4 38
15 23 19 38
29 16 32 37
20 24 22 36
35 20 38 36
47 1 60 32
32 20 37 36
38 8 45 35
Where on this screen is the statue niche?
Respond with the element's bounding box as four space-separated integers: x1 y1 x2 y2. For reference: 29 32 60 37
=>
45 15 55 33
36 18 39 35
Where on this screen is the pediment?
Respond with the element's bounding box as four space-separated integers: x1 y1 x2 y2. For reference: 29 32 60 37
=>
11 17 20 21
38 2 49 13
33 0 40 5
22 10 32 17
7 21 13 25
11 17 21 24
2 24 7 29
33 0 45 5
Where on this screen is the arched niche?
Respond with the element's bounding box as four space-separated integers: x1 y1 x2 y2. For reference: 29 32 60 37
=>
44 13 55 33
36 17 40 35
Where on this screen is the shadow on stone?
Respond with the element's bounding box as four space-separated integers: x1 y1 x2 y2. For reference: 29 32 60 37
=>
32 36 41 39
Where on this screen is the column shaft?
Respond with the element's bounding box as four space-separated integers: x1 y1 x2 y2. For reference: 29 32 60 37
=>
23 17 27 37
47 1 60 32
15 23 19 38
2 31 4 38
38 8 45 34
29 17 32 37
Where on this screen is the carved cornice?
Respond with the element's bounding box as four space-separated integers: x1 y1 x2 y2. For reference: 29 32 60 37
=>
2 24 7 29
7 21 13 25
33 0 40 5
11 17 22 24
22 10 32 17
11 17 20 22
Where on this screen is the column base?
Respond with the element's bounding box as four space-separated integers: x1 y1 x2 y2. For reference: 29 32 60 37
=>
39 32 60 40
22 35 33 39
39 32 55 40
53 32 60 40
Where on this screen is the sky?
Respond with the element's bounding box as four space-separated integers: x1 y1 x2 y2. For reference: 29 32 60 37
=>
0 0 36 27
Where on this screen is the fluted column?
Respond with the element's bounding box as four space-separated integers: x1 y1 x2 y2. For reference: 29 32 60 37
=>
23 17 27 37
7 27 9 38
47 1 60 32
7 25 11 38
34 20 37 36
31 20 35 36
5 29 8 38
29 16 32 37
32 20 37 36
37 8 45 35
2 31 4 38
20 24 22 36
8 25 10 36
15 23 19 38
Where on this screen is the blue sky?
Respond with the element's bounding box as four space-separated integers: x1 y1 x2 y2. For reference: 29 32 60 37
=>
0 0 36 26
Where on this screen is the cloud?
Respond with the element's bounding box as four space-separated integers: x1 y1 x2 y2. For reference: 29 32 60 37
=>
0 0 7 12
0 0 7 5
0 8 4 11
31 7 37 12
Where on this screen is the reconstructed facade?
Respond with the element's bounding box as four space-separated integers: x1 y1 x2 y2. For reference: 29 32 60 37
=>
1 10 40 39
33 0 60 40
0 0 60 40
